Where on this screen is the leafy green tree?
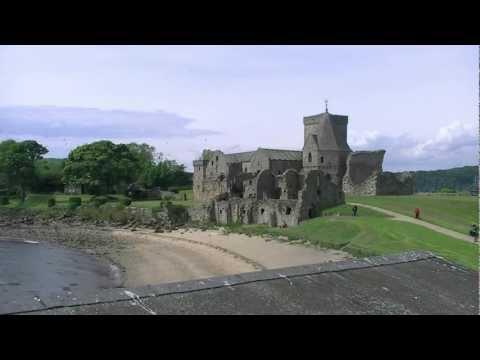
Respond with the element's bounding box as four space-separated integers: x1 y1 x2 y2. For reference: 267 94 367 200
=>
142 156 191 189
33 158 65 193
63 141 140 194
0 139 48 202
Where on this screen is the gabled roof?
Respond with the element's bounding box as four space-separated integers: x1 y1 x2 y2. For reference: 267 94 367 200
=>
256 148 303 161
223 148 303 163
224 151 256 163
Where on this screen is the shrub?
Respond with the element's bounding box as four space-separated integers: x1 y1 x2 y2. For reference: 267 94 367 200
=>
68 197 82 209
47 198 56 208
89 196 109 208
121 198 132 206
162 194 175 201
0 196 10 205
439 187 455 193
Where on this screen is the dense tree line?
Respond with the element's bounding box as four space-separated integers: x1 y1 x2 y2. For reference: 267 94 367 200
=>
413 166 478 193
0 139 193 199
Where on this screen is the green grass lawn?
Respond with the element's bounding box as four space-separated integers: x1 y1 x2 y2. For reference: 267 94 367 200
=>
225 204 479 271
347 194 478 235
132 189 195 209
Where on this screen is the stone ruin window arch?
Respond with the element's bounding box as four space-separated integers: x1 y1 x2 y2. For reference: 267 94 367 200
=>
308 152 312 162
320 156 324 164
260 208 265 214
216 156 219 162
286 207 292 215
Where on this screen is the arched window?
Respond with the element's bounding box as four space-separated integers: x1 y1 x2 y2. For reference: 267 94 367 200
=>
216 156 219 162
308 152 312 162
320 156 324 163
286 207 292 215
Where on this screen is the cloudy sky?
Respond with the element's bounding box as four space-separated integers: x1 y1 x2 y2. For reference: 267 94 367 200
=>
0 45 477 171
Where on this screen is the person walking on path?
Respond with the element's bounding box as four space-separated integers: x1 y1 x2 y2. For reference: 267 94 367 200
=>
414 208 420 219
352 205 358 217
469 224 478 242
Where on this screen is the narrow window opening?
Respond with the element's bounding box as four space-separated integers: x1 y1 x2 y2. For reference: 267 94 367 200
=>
260 208 265 214
308 152 312 162
320 156 324 163
286 207 292 215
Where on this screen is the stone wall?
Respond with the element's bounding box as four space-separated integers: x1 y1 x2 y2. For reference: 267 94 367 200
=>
342 151 415 196
342 150 385 196
297 169 343 220
187 201 215 224
214 198 300 227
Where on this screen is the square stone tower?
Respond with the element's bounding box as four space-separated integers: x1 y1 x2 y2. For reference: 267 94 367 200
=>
302 111 352 184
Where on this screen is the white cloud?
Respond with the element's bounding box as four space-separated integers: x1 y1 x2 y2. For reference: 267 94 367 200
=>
0 105 218 139
349 121 478 171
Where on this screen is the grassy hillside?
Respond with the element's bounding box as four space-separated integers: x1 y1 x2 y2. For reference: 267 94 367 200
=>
225 204 478 270
347 194 478 234
413 165 478 193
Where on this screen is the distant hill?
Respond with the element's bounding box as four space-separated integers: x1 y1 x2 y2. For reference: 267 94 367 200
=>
412 166 478 193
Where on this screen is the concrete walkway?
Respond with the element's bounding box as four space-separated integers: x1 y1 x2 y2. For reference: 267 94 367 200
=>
348 202 478 244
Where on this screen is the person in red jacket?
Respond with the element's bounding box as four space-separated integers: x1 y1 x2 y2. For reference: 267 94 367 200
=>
414 208 420 219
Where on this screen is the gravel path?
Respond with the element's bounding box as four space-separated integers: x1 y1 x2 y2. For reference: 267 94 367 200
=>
348 202 477 243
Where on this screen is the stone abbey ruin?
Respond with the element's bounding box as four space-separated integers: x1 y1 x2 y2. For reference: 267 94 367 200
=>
191 109 414 227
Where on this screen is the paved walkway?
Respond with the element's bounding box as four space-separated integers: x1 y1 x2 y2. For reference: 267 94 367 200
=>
348 202 478 244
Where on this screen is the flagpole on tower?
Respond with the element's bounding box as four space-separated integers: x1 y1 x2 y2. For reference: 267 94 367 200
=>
325 99 329 113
